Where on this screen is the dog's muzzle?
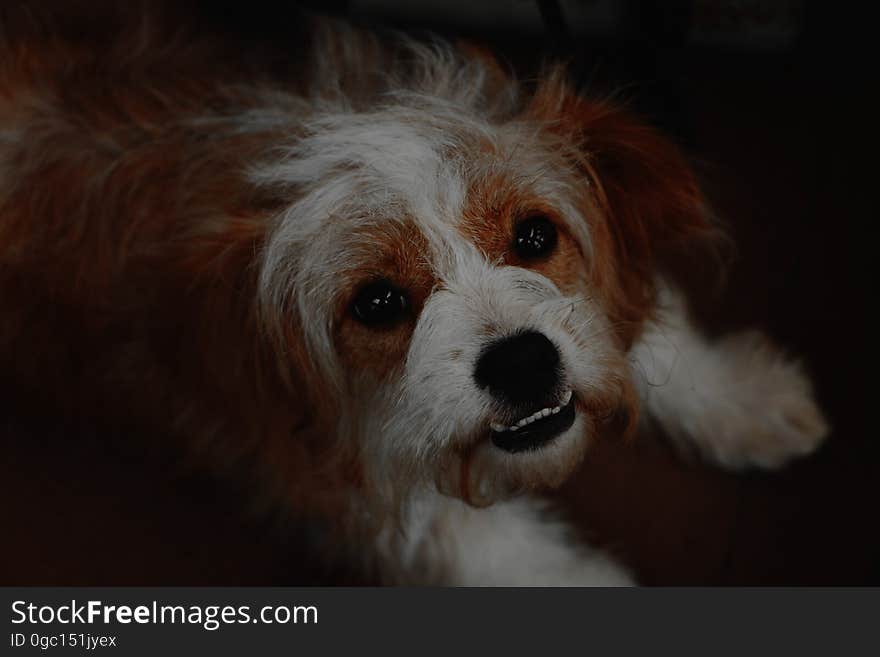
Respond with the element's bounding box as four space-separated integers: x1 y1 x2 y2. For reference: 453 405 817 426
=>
474 330 576 453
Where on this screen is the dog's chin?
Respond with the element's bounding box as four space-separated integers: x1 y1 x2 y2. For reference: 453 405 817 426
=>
435 410 591 508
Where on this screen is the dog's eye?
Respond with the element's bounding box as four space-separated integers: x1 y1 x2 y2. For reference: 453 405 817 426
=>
513 215 558 260
351 279 409 328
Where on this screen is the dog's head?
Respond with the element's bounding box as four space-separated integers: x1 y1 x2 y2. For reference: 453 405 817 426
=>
253 37 711 508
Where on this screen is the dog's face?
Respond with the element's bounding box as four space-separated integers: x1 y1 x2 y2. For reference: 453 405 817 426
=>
256 66 708 508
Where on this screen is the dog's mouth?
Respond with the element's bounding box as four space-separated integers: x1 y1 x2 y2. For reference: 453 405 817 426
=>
489 390 576 453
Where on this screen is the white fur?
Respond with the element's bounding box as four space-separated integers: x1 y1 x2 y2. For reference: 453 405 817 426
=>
364 240 621 505
632 284 829 469
377 490 634 586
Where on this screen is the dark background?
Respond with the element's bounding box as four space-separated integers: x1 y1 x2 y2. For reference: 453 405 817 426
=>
1 1 875 585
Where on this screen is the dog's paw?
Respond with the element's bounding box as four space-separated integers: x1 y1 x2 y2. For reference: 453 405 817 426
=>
668 331 830 471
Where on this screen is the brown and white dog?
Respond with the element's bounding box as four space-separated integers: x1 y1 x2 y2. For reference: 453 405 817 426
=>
0 5 828 584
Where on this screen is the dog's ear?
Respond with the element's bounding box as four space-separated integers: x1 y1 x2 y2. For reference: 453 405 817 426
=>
527 72 716 343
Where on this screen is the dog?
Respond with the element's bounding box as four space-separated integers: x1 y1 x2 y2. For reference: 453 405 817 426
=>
0 5 829 585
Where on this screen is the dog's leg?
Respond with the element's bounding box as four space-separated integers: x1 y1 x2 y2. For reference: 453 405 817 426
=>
631 284 829 470
376 492 633 586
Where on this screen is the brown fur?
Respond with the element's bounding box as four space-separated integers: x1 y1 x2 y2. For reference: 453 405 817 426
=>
0 4 345 517
334 222 435 380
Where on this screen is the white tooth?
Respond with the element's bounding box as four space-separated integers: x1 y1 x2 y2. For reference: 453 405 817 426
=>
510 425 519 431
490 422 506 432
552 407 560 414
561 390 572 405
541 408 551 417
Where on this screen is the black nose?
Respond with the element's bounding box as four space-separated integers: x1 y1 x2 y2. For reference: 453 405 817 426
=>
474 330 561 406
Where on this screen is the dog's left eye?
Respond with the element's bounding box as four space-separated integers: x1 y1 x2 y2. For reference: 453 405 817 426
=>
513 215 558 260
351 279 409 328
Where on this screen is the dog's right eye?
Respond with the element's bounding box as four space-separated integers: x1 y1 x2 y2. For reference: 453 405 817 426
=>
351 279 409 328
512 214 558 260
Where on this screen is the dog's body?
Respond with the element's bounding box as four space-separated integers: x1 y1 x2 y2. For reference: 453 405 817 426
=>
0 6 828 585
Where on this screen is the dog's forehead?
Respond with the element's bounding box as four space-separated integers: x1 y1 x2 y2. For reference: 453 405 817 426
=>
307 108 586 269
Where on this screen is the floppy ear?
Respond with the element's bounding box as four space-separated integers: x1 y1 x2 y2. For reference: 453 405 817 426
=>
527 72 717 344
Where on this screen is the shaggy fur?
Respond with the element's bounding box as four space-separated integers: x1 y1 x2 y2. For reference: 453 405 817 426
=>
0 5 828 585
